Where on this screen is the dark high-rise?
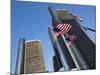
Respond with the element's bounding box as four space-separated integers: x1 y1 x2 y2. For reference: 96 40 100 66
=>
48 6 96 71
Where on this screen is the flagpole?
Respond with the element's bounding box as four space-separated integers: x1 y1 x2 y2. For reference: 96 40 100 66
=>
61 35 89 70
80 26 96 44
48 26 70 71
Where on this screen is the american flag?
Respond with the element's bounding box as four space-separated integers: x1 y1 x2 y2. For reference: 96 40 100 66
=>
69 33 77 41
71 14 84 22
75 15 84 22
53 23 72 37
66 33 77 47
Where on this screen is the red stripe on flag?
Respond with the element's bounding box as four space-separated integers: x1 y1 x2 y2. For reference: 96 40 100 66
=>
54 23 72 37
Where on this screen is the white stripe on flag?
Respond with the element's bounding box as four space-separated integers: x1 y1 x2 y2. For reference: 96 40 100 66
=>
54 23 72 37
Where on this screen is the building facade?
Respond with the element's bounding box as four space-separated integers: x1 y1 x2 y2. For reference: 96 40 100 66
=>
24 40 46 74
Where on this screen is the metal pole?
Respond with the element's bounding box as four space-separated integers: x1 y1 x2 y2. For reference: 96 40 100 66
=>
48 26 70 71
80 26 96 44
62 35 89 70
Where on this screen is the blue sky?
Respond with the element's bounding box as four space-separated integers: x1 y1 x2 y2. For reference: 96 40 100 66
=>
11 1 96 74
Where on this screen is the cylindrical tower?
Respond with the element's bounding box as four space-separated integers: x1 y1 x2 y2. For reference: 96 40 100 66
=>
15 38 25 74
48 6 95 70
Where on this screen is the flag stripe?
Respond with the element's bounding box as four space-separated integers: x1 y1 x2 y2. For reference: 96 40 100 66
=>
69 34 77 41
61 24 71 34
53 23 72 37
66 25 72 32
65 24 70 32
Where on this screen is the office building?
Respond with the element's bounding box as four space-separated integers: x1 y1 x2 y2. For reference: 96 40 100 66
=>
48 6 96 71
15 39 46 74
